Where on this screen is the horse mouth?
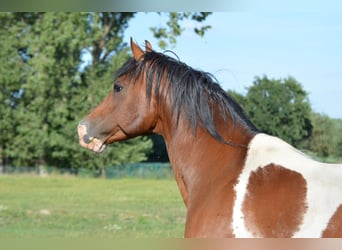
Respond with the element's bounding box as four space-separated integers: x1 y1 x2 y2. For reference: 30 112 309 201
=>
83 137 106 153
78 123 106 153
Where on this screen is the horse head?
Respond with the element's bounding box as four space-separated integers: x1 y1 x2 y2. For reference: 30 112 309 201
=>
78 39 160 153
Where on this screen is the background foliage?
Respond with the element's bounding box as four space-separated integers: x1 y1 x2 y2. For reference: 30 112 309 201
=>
0 12 211 173
1 12 341 175
229 76 342 159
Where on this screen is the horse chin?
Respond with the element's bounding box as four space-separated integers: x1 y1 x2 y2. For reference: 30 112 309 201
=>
80 137 106 153
90 138 106 153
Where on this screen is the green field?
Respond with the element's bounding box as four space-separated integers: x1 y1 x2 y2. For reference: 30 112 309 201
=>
0 176 186 238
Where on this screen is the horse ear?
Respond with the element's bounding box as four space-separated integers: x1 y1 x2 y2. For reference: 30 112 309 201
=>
130 37 144 60
145 40 153 52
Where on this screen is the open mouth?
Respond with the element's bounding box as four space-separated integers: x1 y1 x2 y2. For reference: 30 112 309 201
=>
78 123 106 153
77 122 127 153
79 135 106 153
87 137 106 153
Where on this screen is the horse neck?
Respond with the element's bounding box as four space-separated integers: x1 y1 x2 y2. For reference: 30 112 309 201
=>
154 108 255 205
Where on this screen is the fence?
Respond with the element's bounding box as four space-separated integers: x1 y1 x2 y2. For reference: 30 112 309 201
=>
0 163 174 179
104 163 173 179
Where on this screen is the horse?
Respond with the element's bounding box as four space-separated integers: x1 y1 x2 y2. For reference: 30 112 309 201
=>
77 38 342 238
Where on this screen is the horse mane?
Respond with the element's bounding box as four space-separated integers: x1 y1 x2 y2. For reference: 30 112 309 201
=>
116 50 258 145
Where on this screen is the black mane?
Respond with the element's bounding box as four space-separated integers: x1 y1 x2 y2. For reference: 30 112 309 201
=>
116 50 258 145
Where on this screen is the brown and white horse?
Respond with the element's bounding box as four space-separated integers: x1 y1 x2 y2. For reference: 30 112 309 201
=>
77 39 342 238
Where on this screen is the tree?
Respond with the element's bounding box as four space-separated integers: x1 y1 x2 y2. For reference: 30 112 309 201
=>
0 13 29 172
0 12 211 173
307 115 342 159
151 12 211 49
243 76 313 147
332 119 342 158
308 113 335 157
334 123 342 159
147 135 169 162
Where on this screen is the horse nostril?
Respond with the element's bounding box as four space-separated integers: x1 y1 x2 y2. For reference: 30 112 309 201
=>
78 120 96 145
83 134 91 144
78 120 91 144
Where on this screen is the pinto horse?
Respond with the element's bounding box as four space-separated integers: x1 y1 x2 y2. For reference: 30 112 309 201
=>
78 39 342 238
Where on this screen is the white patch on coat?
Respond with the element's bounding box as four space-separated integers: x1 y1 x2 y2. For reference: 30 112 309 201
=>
232 133 342 238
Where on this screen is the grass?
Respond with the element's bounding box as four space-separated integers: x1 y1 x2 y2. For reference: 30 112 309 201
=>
0 175 186 239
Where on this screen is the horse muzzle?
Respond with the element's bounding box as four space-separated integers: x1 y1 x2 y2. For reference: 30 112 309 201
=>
77 121 106 153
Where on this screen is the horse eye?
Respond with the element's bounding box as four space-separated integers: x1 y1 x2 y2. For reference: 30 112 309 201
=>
113 84 123 93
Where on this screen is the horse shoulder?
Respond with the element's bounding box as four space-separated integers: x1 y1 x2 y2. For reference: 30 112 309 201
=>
232 133 342 237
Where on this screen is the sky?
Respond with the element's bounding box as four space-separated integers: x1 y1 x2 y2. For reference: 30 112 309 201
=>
123 12 342 119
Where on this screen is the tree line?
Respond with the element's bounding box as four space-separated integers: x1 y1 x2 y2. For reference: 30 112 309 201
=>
1 12 341 174
228 76 342 160
0 12 211 173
